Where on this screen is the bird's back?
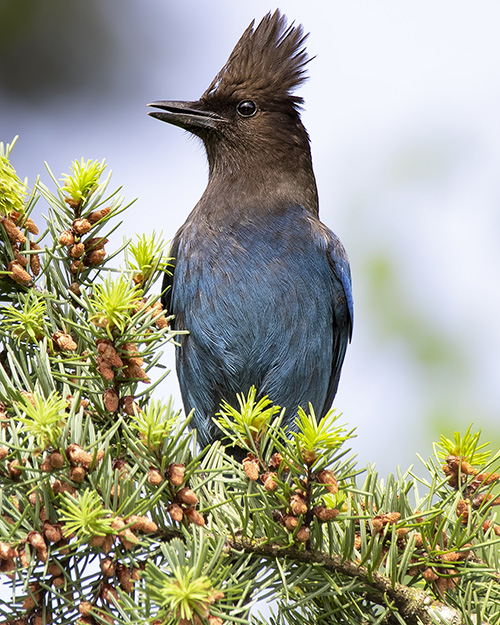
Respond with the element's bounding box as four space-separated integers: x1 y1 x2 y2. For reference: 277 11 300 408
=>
165 201 351 448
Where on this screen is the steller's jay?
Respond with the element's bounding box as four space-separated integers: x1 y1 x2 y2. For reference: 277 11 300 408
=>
148 10 353 453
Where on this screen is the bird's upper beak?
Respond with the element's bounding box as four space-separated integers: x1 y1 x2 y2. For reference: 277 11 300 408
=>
147 100 224 131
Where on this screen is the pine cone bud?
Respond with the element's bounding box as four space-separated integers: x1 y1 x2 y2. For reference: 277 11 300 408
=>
69 466 87 483
85 249 106 266
0 542 17 560
49 451 65 469
88 206 110 223
126 515 158 533
282 514 299 531
101 558 116 577
8 260 31 284
70 243 86 258
261 472 278 492
243 454 260 481
185 507 205 526
122 395 139 415
178 487 198 505
52 331 77 351
147 468 163 486
117 565 134 593
167 503 184 522
313 506 339 522
317 469 338 494
72 219 92 235
168 463 185 486
2 218 26 244
59 230 75 246
290 494 308 516
103 389 119 413
296 526 310 543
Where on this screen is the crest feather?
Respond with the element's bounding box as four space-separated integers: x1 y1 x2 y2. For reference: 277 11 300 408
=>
203 10 310 105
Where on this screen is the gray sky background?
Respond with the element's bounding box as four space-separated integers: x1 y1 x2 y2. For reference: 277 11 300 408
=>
2 0 500 479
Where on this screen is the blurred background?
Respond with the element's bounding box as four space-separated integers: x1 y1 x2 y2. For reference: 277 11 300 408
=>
1 0 499 477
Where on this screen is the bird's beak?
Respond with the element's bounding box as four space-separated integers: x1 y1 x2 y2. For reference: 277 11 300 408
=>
147 100 224 131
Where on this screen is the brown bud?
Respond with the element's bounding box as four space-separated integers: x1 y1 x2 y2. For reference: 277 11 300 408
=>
316 470 338 494
313 506 339 522
13 248 28 266
117 565 134 593
88 206 110 223
43 521 63 543
423 567 439 582
300 448 317 465
120 342 143 366
125 515 158 534
0 557 16 576
67 444 93 469
168 503 184 523
97 340 123 368
7 459 24 479
123 362 150 383
101 583 118 603
2 218 26 244
47 562 63 576
0 447 8 461
8 260 31 284
70 243 86 259
209 617 224 625
49 451 65 469
261 472 278 492
70 260 84 275
84 236 108 251
27 531 46 552
243 454 260 481
97 357 115 381
122 395 139 415
85 249 106 266
52 331 77 351
29 242 41 276
282 515 299 531
72 219 92 235
168 463 185 486
456 499 469 522
147 468 163 486
103 389 119 413
0 542 16 560
184 507 205 526
155 315 169 330
69 282 82 296
69 466 87 483
79 602 94 617
178 487 198 506
296 526 310 543
59 231 75 246
102 534 115 553
290 494 308 516
101 558 116 577
89 534 106 548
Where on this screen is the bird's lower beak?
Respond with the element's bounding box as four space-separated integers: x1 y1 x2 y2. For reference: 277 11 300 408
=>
147 100 224 131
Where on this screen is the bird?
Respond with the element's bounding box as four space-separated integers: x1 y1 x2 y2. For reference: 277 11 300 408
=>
148 10 353 454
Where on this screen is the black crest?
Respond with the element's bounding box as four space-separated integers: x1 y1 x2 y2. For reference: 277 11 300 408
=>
203 10 310 106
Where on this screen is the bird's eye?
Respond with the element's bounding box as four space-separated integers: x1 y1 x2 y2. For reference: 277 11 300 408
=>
236 100 257 118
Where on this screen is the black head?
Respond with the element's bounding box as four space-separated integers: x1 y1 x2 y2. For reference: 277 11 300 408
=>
149 11 310 140
149 11 318 211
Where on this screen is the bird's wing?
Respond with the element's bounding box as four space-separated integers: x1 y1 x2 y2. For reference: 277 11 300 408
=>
322 233 353 415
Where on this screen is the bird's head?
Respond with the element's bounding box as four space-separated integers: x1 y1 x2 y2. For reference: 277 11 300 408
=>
148 11 314 177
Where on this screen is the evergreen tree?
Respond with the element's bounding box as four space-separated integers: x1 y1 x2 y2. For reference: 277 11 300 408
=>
0 138 499 625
